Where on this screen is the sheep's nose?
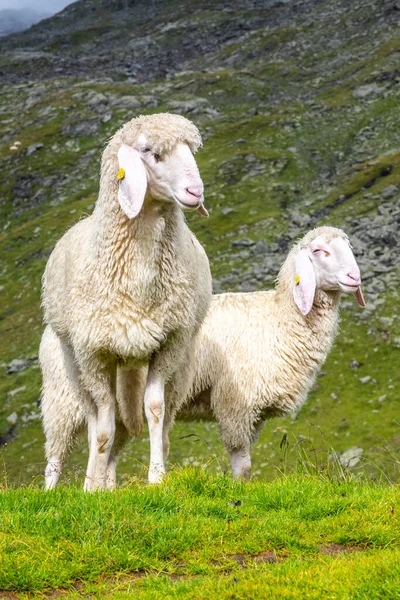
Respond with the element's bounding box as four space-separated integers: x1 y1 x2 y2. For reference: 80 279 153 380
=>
347 271 361 284
186 185 203 199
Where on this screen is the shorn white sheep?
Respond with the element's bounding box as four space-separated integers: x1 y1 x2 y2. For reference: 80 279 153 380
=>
179 226 366 478
41 113 212 490
40 225 365 484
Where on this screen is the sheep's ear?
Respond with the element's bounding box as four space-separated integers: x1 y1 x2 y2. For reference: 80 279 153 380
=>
354 286 366 307
117 144 147 219
197 204 209 217
293 248 316 315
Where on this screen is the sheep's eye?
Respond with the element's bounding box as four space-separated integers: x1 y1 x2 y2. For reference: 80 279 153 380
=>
313 249 330 257
142 147 151 153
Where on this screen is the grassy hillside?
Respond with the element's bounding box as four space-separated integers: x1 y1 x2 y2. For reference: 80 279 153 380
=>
1 470 399 597
1 0 400 487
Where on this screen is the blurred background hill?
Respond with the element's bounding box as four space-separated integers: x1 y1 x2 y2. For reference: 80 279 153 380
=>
0 0 72 36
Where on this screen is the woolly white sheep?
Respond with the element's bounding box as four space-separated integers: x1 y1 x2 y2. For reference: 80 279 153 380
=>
40 225 365 484
41 113 212 490
179 225 366 478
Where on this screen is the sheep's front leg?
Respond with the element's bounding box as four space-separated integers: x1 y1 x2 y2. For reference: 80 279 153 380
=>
45 459 63 490
80 361 116 492
84 408 98 491
229 447 252 480
144 367 166 484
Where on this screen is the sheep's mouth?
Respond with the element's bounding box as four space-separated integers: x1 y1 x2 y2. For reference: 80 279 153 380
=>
339 282 359 291
173 194 204 211
338 281 366 307
338 279 362 292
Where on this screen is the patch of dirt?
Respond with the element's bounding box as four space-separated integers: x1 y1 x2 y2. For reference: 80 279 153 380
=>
320 543 366 555
228 550 280 565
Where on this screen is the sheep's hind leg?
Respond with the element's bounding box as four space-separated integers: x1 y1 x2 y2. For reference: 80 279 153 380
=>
40 327 85 490
105 421 130 489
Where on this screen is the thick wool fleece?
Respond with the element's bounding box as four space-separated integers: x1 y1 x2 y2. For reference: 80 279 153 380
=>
41 113 211 478
182 227 347 454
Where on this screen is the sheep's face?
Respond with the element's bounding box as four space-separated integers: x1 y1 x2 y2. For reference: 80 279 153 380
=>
309 235 363 296
293 233 365 315
137 134 204 209
117 133 206 219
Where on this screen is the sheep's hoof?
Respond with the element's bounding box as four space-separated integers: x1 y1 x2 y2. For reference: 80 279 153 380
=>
148 468 165 484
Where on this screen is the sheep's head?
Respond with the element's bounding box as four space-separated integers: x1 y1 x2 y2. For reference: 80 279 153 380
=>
292 227 366 315
116 113 208 219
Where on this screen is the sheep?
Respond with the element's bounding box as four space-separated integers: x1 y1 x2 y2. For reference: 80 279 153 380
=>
41 112 212 491
40 225 365 485
177 226 366 479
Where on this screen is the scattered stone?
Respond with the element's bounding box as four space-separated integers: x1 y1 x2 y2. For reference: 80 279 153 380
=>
381 185 398 199
7 386 26 398
62 119 100 136
359 376 371 384
232 238 256 248
221 207 234 216
350 360 361 369
102 112 113 123
353 84 385 99
26 143 43 155
252 240 267 255
6 412 18 425
6 358 37 374
339 447 363 469
109 95 141 109
87 92 108 107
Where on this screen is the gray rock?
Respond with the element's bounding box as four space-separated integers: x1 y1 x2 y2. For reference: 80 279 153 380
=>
384 0 400 11
6 412 18 425
87 92 108 107
110 95 141 109
102 112 113 123
238 280 257 292
168 98 210 115
141 95 158 108
252 240 267 255
62 119 100 136
339 447 363 469
26 143 43 156
6 358 36 374
381 185 398 199
232 238 255 248
359 375 371 384
353 84 385 99
221 207 234 216
7 386 26 398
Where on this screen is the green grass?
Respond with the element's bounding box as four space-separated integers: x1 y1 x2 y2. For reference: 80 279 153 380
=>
0 469 399 597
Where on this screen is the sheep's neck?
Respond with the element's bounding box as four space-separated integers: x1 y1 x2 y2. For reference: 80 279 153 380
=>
270 285 341 415
277 285 340 342
94 193 181 289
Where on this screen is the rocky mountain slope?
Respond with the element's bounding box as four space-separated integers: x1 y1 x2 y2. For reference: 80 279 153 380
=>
0 0 399 485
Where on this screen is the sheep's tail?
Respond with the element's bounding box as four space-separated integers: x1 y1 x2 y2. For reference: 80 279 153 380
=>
116 367 146 437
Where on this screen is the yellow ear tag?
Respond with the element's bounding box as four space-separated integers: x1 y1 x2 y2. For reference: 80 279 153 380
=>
295 274 300 285
117 168 125 181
